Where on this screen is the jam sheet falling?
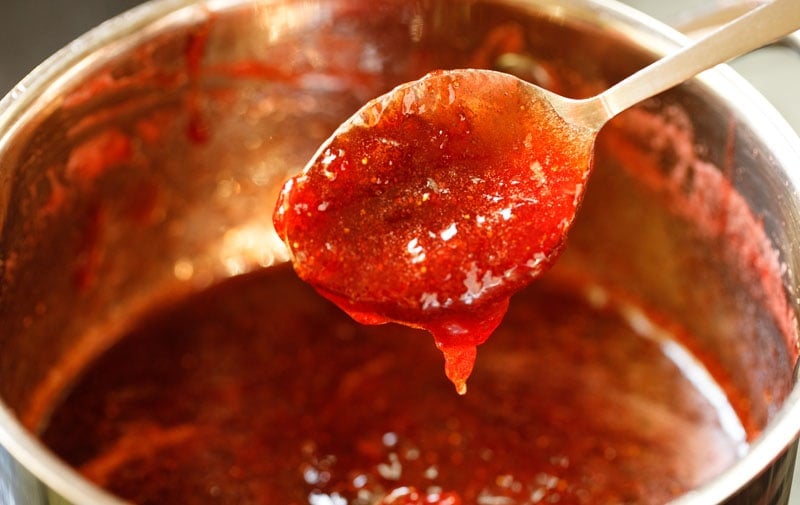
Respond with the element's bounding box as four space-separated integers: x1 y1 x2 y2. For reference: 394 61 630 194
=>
274 70 595 393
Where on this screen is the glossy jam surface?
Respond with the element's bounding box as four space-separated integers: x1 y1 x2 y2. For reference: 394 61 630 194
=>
274 70 595 392
42 267 747 505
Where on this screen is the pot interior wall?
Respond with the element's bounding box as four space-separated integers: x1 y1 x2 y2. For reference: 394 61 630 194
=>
0 0 798 500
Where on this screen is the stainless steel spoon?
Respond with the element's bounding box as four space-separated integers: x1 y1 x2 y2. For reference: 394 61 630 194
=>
550 0 800 132
275 0 800 394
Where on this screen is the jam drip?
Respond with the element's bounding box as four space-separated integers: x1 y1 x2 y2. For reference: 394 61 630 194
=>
274 70 594 392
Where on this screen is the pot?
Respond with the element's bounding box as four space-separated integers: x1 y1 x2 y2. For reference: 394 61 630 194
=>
2 0 800 503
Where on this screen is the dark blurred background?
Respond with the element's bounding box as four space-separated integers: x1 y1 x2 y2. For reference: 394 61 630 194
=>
0 0 144 95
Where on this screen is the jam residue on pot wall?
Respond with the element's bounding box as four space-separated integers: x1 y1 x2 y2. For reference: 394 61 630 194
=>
604 106 798 356
41 266 748 505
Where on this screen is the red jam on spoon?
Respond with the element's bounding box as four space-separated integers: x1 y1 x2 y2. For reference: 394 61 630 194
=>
274 70 595 393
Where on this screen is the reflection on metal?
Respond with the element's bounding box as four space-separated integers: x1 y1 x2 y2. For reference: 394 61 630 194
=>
1 445 46 505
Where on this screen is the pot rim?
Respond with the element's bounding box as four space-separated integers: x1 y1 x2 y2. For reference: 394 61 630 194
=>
1 0 800 504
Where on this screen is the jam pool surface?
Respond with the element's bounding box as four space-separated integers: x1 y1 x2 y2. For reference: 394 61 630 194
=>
41 266 747 505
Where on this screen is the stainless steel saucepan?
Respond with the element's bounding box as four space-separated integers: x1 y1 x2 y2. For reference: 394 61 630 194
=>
2 0 800 503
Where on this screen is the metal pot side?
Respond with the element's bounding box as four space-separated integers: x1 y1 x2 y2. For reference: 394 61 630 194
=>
2 0 800 503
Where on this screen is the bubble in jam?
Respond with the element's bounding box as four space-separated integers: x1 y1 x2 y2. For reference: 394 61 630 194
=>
274 69 595 393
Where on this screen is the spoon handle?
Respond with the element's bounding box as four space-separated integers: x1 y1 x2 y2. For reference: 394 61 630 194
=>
596 0 800 122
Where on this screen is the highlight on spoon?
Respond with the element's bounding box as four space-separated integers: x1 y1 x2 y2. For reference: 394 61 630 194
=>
274 69 597 393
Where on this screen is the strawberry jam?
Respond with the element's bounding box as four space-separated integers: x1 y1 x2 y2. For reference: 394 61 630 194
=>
40 266 749 504
274 70 595 393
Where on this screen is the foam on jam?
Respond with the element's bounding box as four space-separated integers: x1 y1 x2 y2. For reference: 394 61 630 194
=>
274 70 595 393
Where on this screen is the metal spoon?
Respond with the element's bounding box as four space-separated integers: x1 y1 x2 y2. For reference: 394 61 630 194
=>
548 0 800 133
274 0 800 394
